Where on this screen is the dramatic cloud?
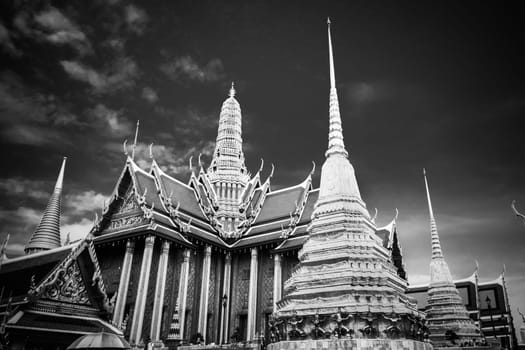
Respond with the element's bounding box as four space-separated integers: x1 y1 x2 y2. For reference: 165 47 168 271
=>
124 4 149 35
0 177 53 201
60 57 139 94
65 190 108 213
160 56 225 82
87 104 133 137
0 22 22 56
123 140 215 177
10 5 92 55
0 71 81 145
141 86 158 103
61 217 93 243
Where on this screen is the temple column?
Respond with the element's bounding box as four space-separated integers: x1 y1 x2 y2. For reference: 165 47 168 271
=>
273 253 282 312
247 247 258 341
150 241 171 347
112 240 135 327
219 253 232 344
129 235 156 346
178 249 191 339
198 245 212 342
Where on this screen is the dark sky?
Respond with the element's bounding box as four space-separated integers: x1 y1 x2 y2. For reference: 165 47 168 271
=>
1 0 525 333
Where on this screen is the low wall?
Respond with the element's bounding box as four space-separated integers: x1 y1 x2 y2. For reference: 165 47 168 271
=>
267 339 433 350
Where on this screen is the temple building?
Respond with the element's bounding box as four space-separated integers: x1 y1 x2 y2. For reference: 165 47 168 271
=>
421 170 482 346
0 19 517 350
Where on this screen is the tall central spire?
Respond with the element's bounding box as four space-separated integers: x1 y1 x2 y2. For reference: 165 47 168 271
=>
206 83 249 238
275 19 422 331
423 169 444 259
25 157 66 254
315 18 364 213
326 18 347 158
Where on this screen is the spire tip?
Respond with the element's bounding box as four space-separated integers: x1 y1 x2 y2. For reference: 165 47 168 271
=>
229 82 236 98
327 17 331 25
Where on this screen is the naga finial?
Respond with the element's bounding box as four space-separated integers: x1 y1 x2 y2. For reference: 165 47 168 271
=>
131 120 140 160
188 155 193 171
309 161 316 177
123 140 129 156
269 163 275 178
518 307 525 322
511 200 525 226
198 153 203 169
394 208 399 221
259 158 264 173
371 208 378 223
149 143 154 159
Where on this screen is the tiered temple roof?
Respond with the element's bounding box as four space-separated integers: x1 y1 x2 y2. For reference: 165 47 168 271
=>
423 170 481 345
87 79 405 261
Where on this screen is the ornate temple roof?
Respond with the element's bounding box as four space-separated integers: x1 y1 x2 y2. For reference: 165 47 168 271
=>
25 157 67 255
0 238 119 335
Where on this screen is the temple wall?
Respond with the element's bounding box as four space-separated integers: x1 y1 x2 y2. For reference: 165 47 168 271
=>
125 238 145 339
161 245 183 340
140 238 161 342
96 241 126 296
189 248 204 338
256 249 275 336
206 251 224 343
229 251 251 340
185 249 197 340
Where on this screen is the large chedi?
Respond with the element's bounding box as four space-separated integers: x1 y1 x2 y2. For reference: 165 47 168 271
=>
423 171 481 346
273 19 424 343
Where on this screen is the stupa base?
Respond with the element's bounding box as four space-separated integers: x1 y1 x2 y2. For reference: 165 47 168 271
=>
268 339 433 350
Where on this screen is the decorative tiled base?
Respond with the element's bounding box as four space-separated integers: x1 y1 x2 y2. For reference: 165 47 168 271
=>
268 339 433 350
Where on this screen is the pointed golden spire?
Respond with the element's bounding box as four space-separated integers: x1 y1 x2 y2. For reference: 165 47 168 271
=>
423 168 444 259
25 157 67 254
326 18 347 158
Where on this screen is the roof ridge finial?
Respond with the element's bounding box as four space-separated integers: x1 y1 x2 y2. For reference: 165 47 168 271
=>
131 120 140 160
1 233 10 262
423 168 444 259
229 82 236 98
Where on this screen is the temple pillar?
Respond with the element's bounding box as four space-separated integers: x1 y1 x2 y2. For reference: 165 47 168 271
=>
219 253 232 344
247 247 258 341
150 240 171 347
129 235 155 346
178 249 191 339
273 253 282 312
112 240 135 328
198 245 212 342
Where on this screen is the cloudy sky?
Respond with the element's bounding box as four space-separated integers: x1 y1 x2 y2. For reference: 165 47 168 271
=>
1 0 524 335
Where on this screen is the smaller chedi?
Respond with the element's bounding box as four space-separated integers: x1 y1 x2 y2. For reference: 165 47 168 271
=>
269 19 429 350
423 170 482 347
